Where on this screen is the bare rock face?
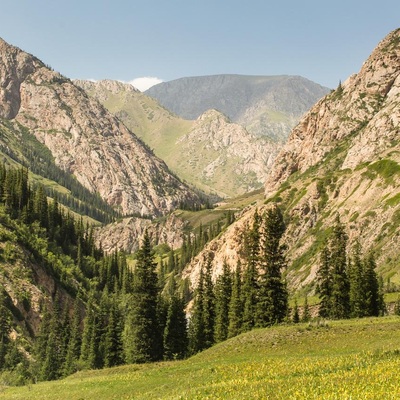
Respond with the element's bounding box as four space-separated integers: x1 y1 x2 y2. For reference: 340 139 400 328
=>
0 38 200 216
177 109 280 196
94 213 188 254
265 29 400 197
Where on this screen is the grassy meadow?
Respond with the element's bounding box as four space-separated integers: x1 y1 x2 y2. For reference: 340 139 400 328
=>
2 316 400 399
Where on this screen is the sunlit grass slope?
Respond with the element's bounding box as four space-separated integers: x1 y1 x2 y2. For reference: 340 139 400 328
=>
2 317 400 399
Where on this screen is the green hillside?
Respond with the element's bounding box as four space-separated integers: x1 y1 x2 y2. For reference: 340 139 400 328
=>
2 316 400 399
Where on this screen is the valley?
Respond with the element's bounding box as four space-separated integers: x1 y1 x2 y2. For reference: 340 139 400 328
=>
0 26 399 398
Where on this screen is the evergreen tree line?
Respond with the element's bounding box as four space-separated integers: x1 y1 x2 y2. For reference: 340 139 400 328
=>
0 164 103 271
189 207 289 354
29 231 188 381
2 133 120 223
316 217 385 319
0 165 230 384
165 211 235 276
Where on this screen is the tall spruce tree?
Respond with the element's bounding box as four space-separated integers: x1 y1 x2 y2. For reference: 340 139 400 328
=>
227 261 243 338
329 217 350 319
0 290 11 370
241 211 261 332
123 231 159 363
163 294 188 360
103 297 124 368
202 255 215 349
189 266 206 354
363 253 384 316
214 260 232 343
63 297 82 376
348 242 366 318
255 206 288 326
316 240 332 318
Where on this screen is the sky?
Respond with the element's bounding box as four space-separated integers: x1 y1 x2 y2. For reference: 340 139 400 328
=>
1 1 399 91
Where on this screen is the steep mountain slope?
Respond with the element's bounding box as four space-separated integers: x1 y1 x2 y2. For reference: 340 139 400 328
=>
76 80 279 197
183 29 400 290
145 74 330 141
0 38 200 217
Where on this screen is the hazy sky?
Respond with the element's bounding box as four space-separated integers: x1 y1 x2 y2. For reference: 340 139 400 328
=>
1 1 399 90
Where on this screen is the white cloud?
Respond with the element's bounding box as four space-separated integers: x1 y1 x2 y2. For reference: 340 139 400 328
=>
129 77 163 91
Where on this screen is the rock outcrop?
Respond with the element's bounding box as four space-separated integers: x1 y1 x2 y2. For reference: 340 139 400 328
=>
94 213 189 254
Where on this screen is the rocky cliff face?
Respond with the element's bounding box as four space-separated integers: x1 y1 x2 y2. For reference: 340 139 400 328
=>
0 38 200 216
265 29 400 196
94 213 188 254
183 29 400 290
176 109 278 196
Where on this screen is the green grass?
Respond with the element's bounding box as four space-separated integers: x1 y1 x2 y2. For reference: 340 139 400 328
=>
2 317 400 399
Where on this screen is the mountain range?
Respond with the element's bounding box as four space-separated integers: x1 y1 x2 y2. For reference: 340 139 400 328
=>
0 28 399 381
76 76 328 198
145 74 330 142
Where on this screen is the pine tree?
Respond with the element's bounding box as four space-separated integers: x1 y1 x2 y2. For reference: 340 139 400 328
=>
241 211 261 332
202 255 215 349
363 253 384 316
0 289 11 370
255 206 288 326
316 240 331 318
104 298 124 368
163 294 188 360
228 261 243 338
79 296 96 367
348 242 366 318
188 266 206 354
63 297 82 376
123 231 159 363
214 260 232 343
329 217 350 319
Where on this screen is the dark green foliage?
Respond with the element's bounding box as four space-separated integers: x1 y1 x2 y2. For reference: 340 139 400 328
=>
63 297 82 376
241 211 261 331
188 257 215 354
0 289 12 369
103 298 124 368
123 231 159 363
348 242 366 317
363 253 385 316
328 217 350 319
227 262 243 338
202 256 216 349
255 206 288 326
316 241 331 318
316 219 385 320
163 294 188 360
188 266 206 354
214 260 232 343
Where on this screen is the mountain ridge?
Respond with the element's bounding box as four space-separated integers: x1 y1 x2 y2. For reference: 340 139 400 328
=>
0 37 202 217
145 73 330 141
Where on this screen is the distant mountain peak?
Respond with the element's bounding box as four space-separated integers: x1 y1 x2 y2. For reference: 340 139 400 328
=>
145 74 330 142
